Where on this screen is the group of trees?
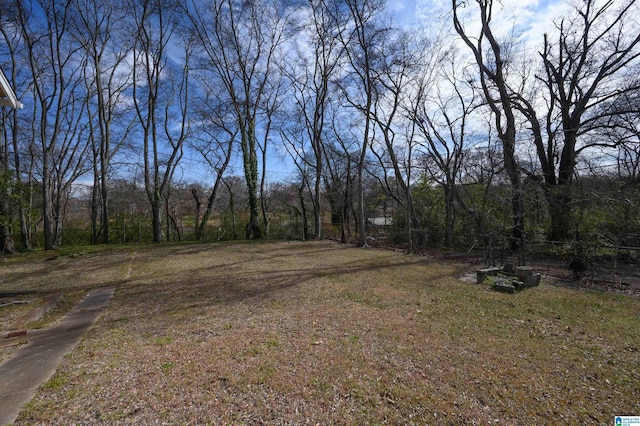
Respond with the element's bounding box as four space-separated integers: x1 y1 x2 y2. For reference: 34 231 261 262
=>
1 0 639 254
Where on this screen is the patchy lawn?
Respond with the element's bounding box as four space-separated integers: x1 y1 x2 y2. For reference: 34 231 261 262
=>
2 240 639 425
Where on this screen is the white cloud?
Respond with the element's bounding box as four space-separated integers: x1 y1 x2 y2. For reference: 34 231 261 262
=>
387 0 408 14
408 0 573 47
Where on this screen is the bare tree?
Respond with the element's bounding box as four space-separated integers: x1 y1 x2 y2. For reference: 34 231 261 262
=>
189 83 237 240
279 108 314 240
368 31 447 252
452 0 526 252
0 7 32 250
131 0 190 243
326 106 358 244
69 0 135 244
16 0 90 249
412 49 481 249
338 0 389 247
186 0 290 239
284 0 347 239
454 0 640 244
530 0 640 240
257 73 286 237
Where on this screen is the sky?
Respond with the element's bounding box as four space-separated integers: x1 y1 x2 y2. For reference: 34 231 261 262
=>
174 0 578 186
389 0 574 45
97 0 603 188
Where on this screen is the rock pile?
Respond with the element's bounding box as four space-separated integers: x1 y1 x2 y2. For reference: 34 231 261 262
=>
476 265 541 293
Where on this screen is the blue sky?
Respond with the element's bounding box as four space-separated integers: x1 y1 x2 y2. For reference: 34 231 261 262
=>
200 0 576 186
169 0 582 186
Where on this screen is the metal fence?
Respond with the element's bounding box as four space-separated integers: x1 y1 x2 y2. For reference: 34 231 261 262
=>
24 222 640 271
27 220 308 248
365 224 640 267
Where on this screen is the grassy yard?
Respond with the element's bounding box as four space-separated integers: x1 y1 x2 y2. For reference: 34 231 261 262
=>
1 240 639 425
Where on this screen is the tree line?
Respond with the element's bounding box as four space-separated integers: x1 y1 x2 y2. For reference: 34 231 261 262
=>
1 0 639 255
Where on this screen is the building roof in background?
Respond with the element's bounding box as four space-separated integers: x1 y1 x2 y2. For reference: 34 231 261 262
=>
369 217 394 226
0 68 23 109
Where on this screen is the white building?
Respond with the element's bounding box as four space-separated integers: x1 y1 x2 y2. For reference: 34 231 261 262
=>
0 68 23 109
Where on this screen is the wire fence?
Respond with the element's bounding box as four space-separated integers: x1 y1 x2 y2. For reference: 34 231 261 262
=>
27 219 311 248
22 221 640 272
364 224 640 267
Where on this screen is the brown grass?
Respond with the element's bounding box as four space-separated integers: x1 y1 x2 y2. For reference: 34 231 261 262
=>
0 293 45 332
2 240 639 425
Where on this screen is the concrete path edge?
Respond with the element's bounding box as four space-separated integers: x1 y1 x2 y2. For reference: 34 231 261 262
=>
0 286 116 426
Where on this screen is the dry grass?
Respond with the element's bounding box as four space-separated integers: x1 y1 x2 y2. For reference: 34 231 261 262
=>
2 240 638 425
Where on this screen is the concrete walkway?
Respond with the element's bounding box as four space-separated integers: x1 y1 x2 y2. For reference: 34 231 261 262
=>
0 286 115 426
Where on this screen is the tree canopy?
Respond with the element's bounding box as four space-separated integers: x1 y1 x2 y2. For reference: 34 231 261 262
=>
1 0 639 255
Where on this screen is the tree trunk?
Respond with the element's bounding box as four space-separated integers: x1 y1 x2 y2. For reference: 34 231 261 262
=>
165 195 171 242
242 119 262 240
90 160 100 244
298 183 309 241
341 204 350 244
356 104 372 248
508 169 525 252
54 201 62 247
444 185 453 250
42 153 55 250
260 138 270 238
0 202 9 255
547 185 572 241
1 123 10 251
100 166 110 244
192 188 202 239
151 196 162 243
356 173 366 247
313 165 321 239
245 215 262 240
168 210 181 241
341 167 352 244
19 159 35 249
229 189 238 240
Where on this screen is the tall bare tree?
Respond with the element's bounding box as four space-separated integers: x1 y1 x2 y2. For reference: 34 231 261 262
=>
412 49 481 249
284 0 347 239
131 0 190 243
257 72 286 237
325 111 357 244
0 5 32 250
69 0 135 244
339 0 388 247
16 0 90 249
524 0 640 240
452 0 525 251
186 0 290 239
189 83 237 240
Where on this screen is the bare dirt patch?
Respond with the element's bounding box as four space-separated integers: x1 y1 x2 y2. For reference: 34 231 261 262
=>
3 241 639 424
